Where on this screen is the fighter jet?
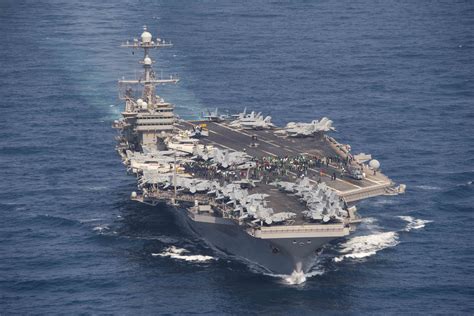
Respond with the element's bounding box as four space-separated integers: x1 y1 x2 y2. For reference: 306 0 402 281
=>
192 144 215 161
229 109 275 130
231 107 247 119
276 117 335 137
234 161 257 170
240 116 274 130
246 203 274 223
212 148 252 168
266 212 297 225
233 178 260 188
186 124 209 138
269 179 346 223
181 178 212 193
139 172 174 187
271 181 297 193
161 177 218 194
201 108 229 122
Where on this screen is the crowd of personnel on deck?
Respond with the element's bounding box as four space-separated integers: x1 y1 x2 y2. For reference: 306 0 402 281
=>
182 153 363 185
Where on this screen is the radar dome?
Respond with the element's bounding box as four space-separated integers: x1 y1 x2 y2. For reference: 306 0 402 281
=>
136 99 143 106
369 159 380 170
144 57 152 65
141 30 152 43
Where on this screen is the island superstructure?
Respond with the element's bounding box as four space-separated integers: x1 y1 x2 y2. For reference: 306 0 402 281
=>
113 27 406 275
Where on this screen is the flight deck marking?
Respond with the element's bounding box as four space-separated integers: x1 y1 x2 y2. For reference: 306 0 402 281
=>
363 176 386 185
207 140 235 151
308 168 361 189
207 124 291 157
260 150 277 157
215 123 295 153
341 183 389 195
257 137 296 153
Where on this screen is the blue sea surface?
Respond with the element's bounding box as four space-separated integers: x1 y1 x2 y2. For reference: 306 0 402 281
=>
1 0 473 314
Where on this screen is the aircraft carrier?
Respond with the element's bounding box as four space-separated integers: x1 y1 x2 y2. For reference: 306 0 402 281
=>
113 27 406 276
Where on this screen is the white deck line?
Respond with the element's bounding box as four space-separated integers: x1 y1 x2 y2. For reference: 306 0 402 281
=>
261 150 278 157
216 123 296 153
178 123 275 155
208 140 235 151
363 176 386 185
216 122 252 136
340 183 390 195
308 168 361 189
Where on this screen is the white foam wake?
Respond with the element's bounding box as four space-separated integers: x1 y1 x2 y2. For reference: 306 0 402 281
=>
80 218 103 223
93 224 110 233
86 185 108 191
152 246 216 262
334 231 399 263
414 185 441 191
284 269 325 285
360 217 381 230
265 267 325 285
370 198 397 206
398 216 433 231
283 271 307 285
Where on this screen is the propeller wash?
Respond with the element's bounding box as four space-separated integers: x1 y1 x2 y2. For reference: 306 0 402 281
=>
113 28 406 276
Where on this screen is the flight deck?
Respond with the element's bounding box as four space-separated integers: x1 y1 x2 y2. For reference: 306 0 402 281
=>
177 120 395 203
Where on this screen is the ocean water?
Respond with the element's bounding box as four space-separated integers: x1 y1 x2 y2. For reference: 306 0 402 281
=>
1 0 473 314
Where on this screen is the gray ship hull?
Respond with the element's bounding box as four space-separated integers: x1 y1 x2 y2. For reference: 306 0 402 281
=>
171 205 336 275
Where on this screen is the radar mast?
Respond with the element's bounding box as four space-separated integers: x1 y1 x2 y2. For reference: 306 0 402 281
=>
116 27 178 146
119 26 179 107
